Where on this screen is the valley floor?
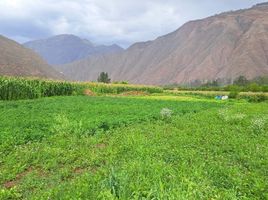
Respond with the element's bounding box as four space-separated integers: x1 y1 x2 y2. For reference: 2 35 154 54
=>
0 95 267 199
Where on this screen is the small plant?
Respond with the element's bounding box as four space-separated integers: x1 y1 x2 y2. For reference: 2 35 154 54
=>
160 108 173 120
251 118 266 135
218 108 246 123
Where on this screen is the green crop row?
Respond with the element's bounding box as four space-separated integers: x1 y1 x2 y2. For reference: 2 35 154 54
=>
0 76 76 100
81 82 163 94
0 76 163 100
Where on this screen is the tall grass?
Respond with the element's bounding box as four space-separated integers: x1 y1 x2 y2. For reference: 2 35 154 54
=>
0 76 76 100
81 82 163 94
0 76 163 100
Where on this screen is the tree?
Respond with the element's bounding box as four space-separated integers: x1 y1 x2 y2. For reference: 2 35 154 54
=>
97 72 111 83
233 76 249 86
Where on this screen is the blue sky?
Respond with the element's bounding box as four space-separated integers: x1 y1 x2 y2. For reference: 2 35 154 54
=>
0 0 266 47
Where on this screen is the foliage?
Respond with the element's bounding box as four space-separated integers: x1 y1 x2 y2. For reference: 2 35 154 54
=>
0 76 76 100
0 76 163 100
247 94 268 103
97 72 111 83
229 89 240 99
160 108 173 120
233 75 250 86
0 95 267 199
113 81 129 85
81 82 163 94
165 76 268 93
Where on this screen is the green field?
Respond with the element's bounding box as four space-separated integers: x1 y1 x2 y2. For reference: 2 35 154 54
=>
0 95 268 199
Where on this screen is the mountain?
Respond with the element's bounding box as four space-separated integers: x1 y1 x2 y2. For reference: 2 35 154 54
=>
0 35 64 79
24 34 123 65
58 3 268 85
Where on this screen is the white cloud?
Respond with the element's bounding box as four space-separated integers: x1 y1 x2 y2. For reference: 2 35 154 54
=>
0 0 265 47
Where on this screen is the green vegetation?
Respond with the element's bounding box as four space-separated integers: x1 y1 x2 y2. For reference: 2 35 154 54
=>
0 94 267 199
0 76 75 100
97 72 111 83
0 76 163 100
167 76 268 93
0 76 267 199
113 81 129 85
83 82 163 95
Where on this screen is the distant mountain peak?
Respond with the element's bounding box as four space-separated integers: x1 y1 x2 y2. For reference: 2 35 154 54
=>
24 34 123 65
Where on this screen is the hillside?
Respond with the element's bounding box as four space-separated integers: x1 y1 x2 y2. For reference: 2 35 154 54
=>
0 35 64 79
24 34 123 65
58 3 268 85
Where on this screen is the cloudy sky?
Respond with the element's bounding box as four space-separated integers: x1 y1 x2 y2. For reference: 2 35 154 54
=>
0 0 266 47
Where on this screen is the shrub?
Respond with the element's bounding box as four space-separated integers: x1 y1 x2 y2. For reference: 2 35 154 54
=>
247 94 267 103
229 90 239 99
247 83 261 92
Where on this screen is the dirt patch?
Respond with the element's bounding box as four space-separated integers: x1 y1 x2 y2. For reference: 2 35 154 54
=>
3 180 17 189
3 167 34 189
73 167 87 174
73 165 101 175
95 143 107 149
3 167 48 189
83 89 96 96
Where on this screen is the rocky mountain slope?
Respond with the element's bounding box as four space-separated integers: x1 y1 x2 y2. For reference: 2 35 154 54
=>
0 35 64 79
24 34 123 65
58 3 268 85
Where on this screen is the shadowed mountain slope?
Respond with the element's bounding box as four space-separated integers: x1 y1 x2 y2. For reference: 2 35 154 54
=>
0 35 64 79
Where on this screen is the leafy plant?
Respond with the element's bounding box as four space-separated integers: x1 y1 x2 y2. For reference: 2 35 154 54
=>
160 108 173 121
228 86 240 99
248 94 267 103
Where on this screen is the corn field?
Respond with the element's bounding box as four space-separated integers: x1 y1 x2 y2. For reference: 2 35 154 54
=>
0 76 76 100
0 76 163 100
82 82 163 94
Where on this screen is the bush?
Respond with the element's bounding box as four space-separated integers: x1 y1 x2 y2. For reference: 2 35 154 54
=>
246 83 262 92
247 94 267 103
229 90 239 99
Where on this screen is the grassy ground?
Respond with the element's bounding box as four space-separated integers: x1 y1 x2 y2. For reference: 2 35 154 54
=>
0 95 267 199
168 90 268 98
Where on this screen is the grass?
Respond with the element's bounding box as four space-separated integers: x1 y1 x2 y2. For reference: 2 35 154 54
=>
0 95 267 199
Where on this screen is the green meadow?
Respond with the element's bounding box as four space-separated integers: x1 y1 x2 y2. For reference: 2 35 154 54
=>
0 94 267 200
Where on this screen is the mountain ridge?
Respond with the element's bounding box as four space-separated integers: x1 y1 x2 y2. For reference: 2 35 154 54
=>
0 35 64 79
24 34 123 65
58 3 268 85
